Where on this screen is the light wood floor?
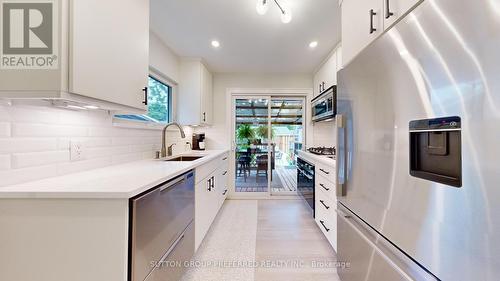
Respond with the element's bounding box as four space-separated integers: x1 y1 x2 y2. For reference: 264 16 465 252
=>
182 200 340 281
254 200 339 281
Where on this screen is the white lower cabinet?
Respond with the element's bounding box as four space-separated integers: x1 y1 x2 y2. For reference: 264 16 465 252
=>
315 188 337 250
194 152 229 250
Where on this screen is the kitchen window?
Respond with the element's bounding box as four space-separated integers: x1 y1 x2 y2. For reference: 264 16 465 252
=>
115 75 172 123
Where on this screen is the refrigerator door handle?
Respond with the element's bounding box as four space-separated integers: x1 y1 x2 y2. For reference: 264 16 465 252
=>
336 114 347 196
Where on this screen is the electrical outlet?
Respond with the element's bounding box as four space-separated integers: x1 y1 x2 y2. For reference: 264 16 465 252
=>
70 140 86 161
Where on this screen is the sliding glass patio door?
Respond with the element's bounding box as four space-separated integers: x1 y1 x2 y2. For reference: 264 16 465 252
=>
232 96 304 196
234 97 270 194
269 98 304 196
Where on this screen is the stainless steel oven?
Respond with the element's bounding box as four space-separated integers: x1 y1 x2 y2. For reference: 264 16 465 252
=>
311 85 336 122
297 157 315 216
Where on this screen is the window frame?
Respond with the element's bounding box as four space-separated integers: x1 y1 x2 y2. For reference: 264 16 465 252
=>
146 74 173 123
113 71 174 128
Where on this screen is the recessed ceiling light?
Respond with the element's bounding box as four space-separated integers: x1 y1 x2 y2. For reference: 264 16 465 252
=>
309 41 318 48
211 40 220 48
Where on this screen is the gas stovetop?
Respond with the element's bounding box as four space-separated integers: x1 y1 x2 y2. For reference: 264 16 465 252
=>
307 146 336 156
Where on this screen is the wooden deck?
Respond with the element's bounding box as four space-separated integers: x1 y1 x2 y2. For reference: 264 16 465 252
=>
235 166 297 193
275 167 297 192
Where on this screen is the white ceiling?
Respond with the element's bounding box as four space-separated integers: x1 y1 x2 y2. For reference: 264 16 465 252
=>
150 0 341 74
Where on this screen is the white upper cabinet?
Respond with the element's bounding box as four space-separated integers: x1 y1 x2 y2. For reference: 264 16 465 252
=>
0 0 150 111
177 59 213 126
70 0 149 110
341 0 422 66
313 46 341 98
383 0 422 29
341 0 383 66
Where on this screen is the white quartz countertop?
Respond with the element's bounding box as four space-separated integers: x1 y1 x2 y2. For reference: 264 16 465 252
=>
297 150 336 166
0 150 229 199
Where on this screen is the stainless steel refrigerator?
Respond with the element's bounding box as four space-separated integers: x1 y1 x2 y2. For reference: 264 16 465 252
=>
335 0 500 280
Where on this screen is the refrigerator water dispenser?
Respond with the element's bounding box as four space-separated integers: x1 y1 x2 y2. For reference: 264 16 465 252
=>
409 117 462 187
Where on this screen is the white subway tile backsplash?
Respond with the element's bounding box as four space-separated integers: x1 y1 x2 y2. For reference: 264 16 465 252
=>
12 151 70 169
0 102 188 186
0 138 58 153
0 155 11 170
85 137 112 147
86 147 114 159
111 145 132 155
112 137 144 146
7 105 60 124
132 144 155 153
112 153 144 164
88 127 116 137
0 122 10 137
58 138 71 150
12 123 88 137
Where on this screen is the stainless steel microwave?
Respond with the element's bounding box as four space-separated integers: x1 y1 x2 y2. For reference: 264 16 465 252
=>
311 85 336 122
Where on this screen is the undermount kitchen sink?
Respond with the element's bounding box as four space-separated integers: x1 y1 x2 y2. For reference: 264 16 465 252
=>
164 156 204 162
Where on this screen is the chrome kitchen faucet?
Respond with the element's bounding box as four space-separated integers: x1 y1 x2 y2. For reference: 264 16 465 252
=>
160 122 186 158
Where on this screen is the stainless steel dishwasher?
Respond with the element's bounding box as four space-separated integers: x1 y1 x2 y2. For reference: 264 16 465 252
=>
129 170 195 281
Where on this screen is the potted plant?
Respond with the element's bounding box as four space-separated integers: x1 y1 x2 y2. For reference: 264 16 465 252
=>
256 125 274 142
236 124 255 145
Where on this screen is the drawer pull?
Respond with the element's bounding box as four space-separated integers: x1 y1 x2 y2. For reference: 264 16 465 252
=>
320 168 330 175
320 183 330 191
222 189 228 196
222 157 228 161
160 176 185 192
223 171 228 176
385 0 394 19
320 220 330 232
320 200 330 210
370 9 377 34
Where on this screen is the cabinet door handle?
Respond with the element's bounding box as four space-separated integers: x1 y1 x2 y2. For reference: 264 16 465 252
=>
142 87 148 105
320 183 330 191
222 157 228 161
222 189 228 196
369 9 377 34
203 112 206 122
320 200 330 210
210 176 215 190
385 0 394 19
207 178 212 191
223 171 228 176
320 168 330 175
320 220 330 232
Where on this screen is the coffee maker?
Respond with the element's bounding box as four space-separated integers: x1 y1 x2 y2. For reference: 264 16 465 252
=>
192 133 206 150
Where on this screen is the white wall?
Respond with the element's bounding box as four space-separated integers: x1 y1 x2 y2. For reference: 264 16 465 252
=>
198 73 313 150
149 31 180 84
